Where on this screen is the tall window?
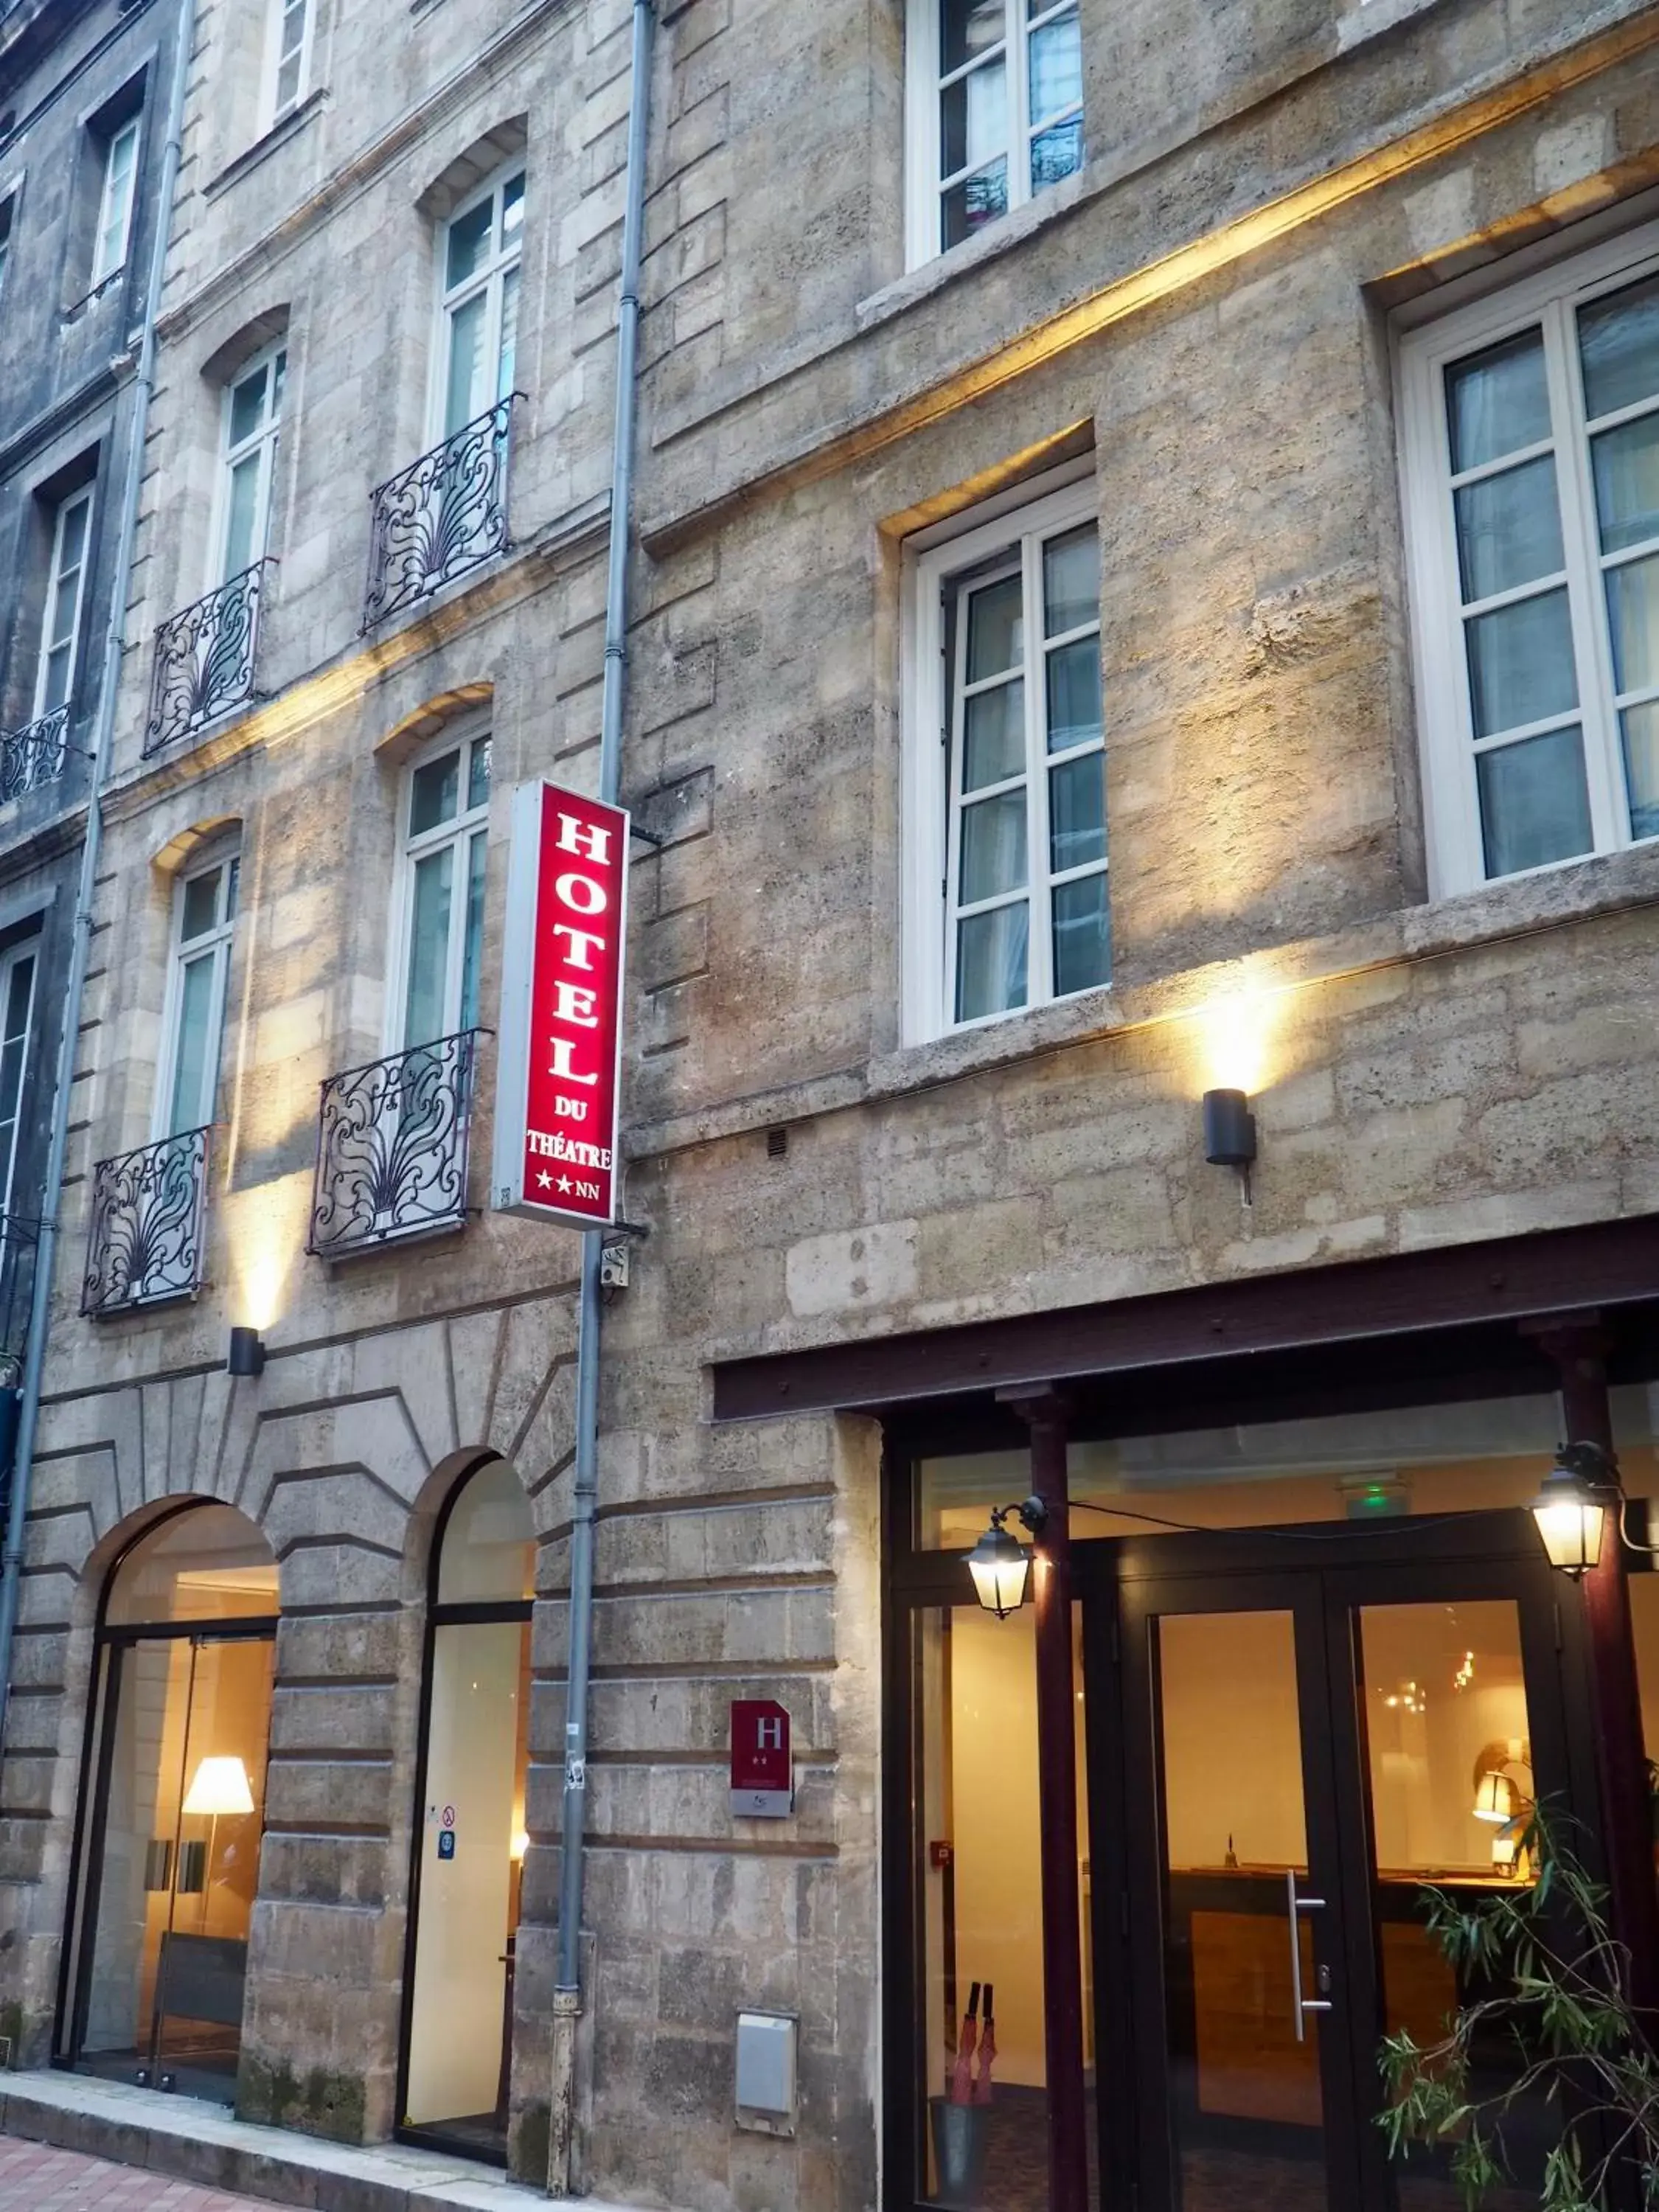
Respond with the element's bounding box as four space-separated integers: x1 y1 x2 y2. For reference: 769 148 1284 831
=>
91 115 139 285
160 849 238 1136
263 0 311 126
905 472 1106 1037
435 169 522 441
1401 220 1659 892
0 941 38 1215
35 487 94 720
218 348 285 583
0 196 13 306
397 733 490 1048
906 0 1082 268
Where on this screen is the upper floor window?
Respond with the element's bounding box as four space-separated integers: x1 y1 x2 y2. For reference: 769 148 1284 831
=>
396 732 490 1048
91 115 139 285
0 938 38 1215
1401 223 1659 893
905 0 1082 269
160 848 238 1136
0 196 13 305
218 347 285 582
35 487 94 720
263 0 312 127
904 470 1107 1038
435 169 522 442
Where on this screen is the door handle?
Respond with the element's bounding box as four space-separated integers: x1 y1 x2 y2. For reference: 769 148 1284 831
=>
1286 1869 1332 2042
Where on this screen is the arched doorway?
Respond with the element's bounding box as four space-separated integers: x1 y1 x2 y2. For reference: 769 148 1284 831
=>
398 1456 534 2163
58 1501 278 2102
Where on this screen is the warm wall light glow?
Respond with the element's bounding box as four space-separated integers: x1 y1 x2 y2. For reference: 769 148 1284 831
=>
511 1829 529 1862
1195 980 1277 1097
226 1171 313 1332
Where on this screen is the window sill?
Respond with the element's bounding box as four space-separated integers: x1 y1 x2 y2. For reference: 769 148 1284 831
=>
61 269 125 323
204 88 327 203
856 167 1092 336
1335 0 1453 54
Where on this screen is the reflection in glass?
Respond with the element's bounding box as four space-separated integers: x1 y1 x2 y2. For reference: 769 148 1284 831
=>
1446 331 1551 473
942 0 1004 72
437 1458 535 1604
1049 756 1105 870
1591 414 1659 554
1453 457 1563 602
964 681 1025 790
1621 699 1659 841
445 199 493 291
404 846 455 1049
960 792 1027 902
944 159 1008 248
1051 871 1109 996
1043 525 1098 636
942 60 1006 179
967 574 1024 680
1464 588 1577 737
1028 13 1080 121
1476 726 1593 878
1046 638 1102 753
1030 118 1082 192
956 902 1028 1020
1606 552 1659 694
1579 271 1659 421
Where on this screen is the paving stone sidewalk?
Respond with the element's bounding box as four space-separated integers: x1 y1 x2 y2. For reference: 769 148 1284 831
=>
0 2135 280 2209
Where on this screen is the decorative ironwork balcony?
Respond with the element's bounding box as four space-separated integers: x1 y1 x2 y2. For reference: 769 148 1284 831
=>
144 560 269 757
361 397 518 631
307 1030 482 1259
0 706 69 803
82 1127 211 1316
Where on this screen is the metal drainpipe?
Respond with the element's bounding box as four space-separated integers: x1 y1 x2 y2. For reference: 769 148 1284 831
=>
548 0 653 2192
0 0 197 1759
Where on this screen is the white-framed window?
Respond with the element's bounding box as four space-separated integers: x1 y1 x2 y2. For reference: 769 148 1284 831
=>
91 115 139 286
0 939 39 1216
434 167 523 442
392 730 490 1050
157 846 239 1138
262 0 312 128
1399 219 1659 894
905 0 1082 270
34 486 94 720
216 346 285 584
902 467 1107 1040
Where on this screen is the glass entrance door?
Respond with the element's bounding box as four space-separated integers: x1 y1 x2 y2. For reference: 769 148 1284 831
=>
1111 1545 1576 2212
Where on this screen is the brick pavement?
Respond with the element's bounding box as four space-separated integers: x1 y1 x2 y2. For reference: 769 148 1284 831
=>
0 2135 279 2209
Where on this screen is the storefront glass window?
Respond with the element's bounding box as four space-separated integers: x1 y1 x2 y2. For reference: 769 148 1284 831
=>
914 1601 1091 2210
105 1502 279 1623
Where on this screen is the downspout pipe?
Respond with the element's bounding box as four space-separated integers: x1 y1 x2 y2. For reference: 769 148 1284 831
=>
0 0 196 1759
549 0 653 2191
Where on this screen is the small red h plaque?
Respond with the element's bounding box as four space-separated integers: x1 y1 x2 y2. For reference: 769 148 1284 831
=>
730 1699 793 1819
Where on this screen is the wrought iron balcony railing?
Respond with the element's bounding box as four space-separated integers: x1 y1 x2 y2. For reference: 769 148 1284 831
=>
307 1029 482 1259
144 560 270 757
361 397 518 632
0 706 69 803
82 1127 211 1316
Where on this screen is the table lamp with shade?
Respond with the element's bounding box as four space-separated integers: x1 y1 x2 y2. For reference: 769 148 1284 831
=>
182 1755 254 1902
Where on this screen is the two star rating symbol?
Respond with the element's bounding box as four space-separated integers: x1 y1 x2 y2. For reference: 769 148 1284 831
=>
535 1171 575 1194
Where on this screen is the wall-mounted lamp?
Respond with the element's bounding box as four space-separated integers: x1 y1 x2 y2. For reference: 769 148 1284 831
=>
226 1326 266 1379
1202 1088 1257 1180
966 1495 1048 1618
1530 1442 1612 1575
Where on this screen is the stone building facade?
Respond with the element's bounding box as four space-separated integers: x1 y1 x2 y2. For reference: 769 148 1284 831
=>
4 1 1659 2211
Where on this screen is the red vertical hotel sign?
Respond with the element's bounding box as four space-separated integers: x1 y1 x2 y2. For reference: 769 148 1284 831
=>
493 782 629 1228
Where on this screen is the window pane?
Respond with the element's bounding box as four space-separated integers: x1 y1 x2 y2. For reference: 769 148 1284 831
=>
960 790 1027 902
459 830 487 1032
1043 524 1097 636
444 293 489 437
1464 588 1577 737
411 751 461 835
225 856 240 921
1477 727 1593 879
1579 272 1659 422
467 737 492 812
404 847 455 1048
943 159 1008 247
1453 456 1564 602
1028 10 1081 122
276 42 303 112
170 953 217 1133
502 172 525 237
229 365 268 448
41 645 72 713
1030 118 1082 192
4 955 33 1046
1445 331 1551 473
965 573 1023 680
1046 637 1102 751
1049 754 1105 870
445 199 493 293
58 497 90 570
1591 414 1659 554
1606 552 1659 695
941 58 1006 178
47 569 80 654
223 453 262 578
1620 699 1659 841
962 680 1024 791
942 0 1005 73
497 265 521 403
1051 872 1109 995
956 902 1029 1020
181 868 220 942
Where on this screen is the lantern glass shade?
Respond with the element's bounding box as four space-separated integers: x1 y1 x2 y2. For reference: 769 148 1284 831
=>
181 1754 255 1818
1530 1466 1606 1574
967 1523 1032 1618
1472 1770 1514 1824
